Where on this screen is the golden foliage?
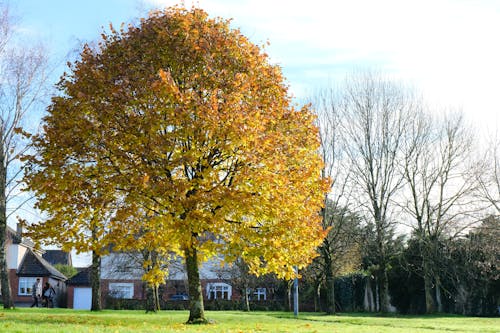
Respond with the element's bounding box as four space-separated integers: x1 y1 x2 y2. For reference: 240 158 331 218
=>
23 7 329 282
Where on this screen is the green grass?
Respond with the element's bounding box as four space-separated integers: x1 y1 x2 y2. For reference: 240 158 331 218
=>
0 309 498 333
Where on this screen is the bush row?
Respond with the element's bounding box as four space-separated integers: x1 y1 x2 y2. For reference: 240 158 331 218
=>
103 296 287 311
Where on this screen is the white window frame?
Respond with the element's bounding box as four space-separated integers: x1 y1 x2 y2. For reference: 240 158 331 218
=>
108 282 134 299
18 277 39 296
254 287 267 301
206 282 232 300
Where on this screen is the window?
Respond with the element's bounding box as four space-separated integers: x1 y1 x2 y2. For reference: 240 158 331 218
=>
254 288 266 301
108 283 134 299
18 277 38 296
206 282 232 300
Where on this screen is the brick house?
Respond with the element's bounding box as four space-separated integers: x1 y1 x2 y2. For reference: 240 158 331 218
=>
66 252 262 309
66 267 92 309
66 262 146 310
4 225 67 305
5 226 269 309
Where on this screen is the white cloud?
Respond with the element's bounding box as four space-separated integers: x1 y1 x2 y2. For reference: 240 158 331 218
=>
144 0 500 129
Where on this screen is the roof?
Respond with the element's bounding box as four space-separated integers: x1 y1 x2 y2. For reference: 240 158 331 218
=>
17 249 67 280
6 225 35 248
66 266 91 286
42 250 72 266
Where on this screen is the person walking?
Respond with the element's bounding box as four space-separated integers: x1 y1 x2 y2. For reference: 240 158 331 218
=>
30 278 42 307
42 282 56 307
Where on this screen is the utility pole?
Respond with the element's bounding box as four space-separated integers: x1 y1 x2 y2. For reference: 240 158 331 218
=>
293 266 299 317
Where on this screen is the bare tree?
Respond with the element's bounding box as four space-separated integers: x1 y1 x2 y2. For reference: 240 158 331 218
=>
0 3 48 308
311 87 362 314
336 72 415 312
476 133 500 215
401 111 481 313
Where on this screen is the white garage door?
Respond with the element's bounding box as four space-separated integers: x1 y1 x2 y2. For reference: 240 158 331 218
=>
73 287 92 310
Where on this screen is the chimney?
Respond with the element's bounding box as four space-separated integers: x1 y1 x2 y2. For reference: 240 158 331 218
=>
16 223 22 239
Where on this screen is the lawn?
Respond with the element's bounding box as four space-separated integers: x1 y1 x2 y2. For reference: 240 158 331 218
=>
0 309 498 333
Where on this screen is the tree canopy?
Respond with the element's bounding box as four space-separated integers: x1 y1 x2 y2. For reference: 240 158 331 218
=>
23 7 328 322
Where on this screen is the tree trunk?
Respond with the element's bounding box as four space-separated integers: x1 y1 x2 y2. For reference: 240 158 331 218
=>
435 276 443 312
286 280 292 311
0 238 12 309
314 282 322 312
155 284 161 312
363 278 375 311
144 283 152 312
376 223 390 313
0 232 13 308
325 268 335 314
378 269 390 312
144 250 161 313
0 154 13 309
90 251 102 311
244 284 250 312
185 247 207 324
423 256 436 313
145 283 160 313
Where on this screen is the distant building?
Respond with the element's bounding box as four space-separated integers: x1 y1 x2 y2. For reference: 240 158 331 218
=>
66 252 255 309
4 224 68 305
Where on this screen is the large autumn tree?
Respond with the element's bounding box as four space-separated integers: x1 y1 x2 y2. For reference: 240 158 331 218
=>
24 7 327 323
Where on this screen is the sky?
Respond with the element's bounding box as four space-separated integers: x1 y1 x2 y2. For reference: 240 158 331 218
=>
10 0 500 265
14 0 500 130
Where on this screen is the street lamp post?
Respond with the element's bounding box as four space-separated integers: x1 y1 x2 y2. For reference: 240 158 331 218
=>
293 266 298 317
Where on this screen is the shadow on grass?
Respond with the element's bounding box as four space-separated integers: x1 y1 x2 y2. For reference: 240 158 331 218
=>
271 312 470 320
267 311 473 331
